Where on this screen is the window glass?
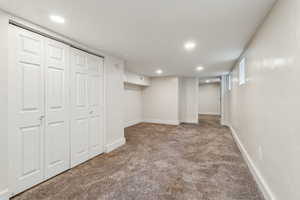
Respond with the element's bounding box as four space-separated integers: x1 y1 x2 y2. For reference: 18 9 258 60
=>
239 58 246 85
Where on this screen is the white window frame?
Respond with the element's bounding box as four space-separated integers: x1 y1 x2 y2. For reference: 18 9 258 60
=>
228 74 232 91
239 57 246 85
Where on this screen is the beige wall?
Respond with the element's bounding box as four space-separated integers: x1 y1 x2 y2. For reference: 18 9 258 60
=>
125 76 199 126
142 77 179 125
198 83 220 115
105 57 125 150
224 0 300 199
123 83 143 127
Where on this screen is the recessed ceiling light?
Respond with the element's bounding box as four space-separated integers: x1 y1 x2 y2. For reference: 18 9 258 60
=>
184 41 196 51
206 80 211 83
196 66 204 71
156 69 163 75
50 15 65 24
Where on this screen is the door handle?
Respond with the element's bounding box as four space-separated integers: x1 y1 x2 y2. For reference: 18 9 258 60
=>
39 115 45 121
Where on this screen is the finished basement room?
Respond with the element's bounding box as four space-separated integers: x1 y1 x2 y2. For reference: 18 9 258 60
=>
0 0 299 200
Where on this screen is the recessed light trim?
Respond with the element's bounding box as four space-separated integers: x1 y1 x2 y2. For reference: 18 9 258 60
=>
184 41 196 51
156 69 163 75
50 15 65 24
196 66 204 71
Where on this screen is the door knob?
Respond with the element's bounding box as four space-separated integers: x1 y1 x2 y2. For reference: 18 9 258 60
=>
39 115 45 121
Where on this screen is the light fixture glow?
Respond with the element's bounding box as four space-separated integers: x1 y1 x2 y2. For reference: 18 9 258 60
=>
196 66 204 71
206 80 211 83
50 15 65 24
184 41 196 51
156 69 163 75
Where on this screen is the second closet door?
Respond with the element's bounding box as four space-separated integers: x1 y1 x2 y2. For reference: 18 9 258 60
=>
44 39 70 179
70 48 104 167
87 54 104 158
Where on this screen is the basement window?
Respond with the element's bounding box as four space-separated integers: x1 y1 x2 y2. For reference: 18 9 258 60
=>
228 74 232 91
239 58 246 85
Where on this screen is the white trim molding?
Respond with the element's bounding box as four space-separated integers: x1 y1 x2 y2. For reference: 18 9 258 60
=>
105 137 126 153
124 119 143 128
198 112 220 115
143 119 180 126
227 124 276 200
0 188 9 200
180 119 198 124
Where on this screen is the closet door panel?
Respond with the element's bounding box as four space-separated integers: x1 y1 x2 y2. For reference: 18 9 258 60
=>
73 118 89 160
87 55 104 157
70 49 104 167
10 27 45 194
70 50 90 167
44 39 70 179
88 114 104 157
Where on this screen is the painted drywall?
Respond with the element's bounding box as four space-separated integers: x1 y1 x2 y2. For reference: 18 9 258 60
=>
142 77 179 125
105 57 126 151
221 75 230 126
179 78 199 123
224 0 300 199
198 83 221 115
123 83 143 127
0 10 9 200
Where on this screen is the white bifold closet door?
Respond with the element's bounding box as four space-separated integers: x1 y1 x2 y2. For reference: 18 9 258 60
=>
8 26 70 194
44 38 70 179
70 48 104 167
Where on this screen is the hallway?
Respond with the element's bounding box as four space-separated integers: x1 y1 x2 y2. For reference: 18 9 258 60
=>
12 116 263 200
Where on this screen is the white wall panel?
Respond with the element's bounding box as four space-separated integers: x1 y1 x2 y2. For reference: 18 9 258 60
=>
105 57 125 152
142 77 179 125
123 83 143 127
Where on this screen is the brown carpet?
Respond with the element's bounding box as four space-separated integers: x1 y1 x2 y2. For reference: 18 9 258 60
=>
12 115 264 200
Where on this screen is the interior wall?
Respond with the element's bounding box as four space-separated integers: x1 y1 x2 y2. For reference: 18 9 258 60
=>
198 83 221 115
225 0 300 199
221 76 231 126
179 77 199 123
142 77 179 125
123 83 143 127
0 10 9 200
105 57 126 151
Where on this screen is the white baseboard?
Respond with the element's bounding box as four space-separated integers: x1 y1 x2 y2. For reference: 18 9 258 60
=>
180 120 198 124
198 112 220 115
227 124 275 200
0 188 9 200
124 119 142 128
143 119 180 125
105 137 126 153
221 121 230 127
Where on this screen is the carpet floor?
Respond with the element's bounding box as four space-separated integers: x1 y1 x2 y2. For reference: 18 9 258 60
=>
12 115 264 200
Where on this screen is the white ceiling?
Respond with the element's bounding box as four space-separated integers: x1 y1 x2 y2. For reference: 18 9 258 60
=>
0 0 276 77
